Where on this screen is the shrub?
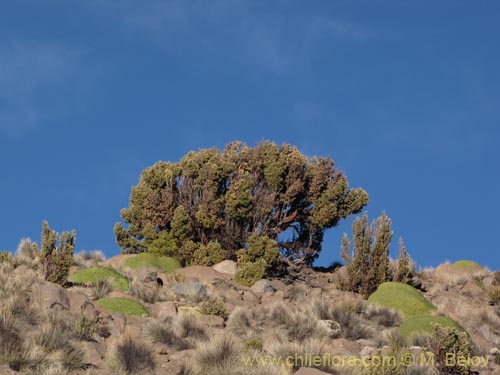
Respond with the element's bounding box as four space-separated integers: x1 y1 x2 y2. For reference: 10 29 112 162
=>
39 221 76 285
188 334 241 375
91 278 114 300
73 313 97 341
235 260 266 287
237 232 279 265
268 339 332 373
243 337 263 351
394 238 415 283
487 286 500 305
106 336 156 375
16 238 38 259
128 278 161 304
175 314 207 340
364 305 403 327
147 320 191 350
399 316 466 338
453 260 482 270
428 323 473 375
0 251 13 264
192 241 226 266
201 297 229 320
74 250 106 266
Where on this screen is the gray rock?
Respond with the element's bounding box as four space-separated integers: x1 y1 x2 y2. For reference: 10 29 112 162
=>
32 283 70 310
213 260 237 276
174 282 206 300
251 279 276 294
151 301 177 320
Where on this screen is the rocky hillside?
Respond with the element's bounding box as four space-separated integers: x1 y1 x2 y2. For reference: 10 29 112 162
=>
0 251 499 375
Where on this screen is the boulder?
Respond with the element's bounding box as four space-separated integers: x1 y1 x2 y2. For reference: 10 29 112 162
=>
151 301 177 320
32 283 70 310
198 314 225 329
174 282 207 300
213 260 237 277
130 266 158 283
67 291 89 314
175 266 230 283
251 279 276 294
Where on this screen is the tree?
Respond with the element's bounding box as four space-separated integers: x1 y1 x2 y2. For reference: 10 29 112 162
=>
340 212 393 297
394 237 414 283
40 221 75 285
115 141 368 266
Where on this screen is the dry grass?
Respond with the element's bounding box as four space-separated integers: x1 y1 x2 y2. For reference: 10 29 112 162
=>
363 304 403 327
146 318 191 350
128 278 162 303
106 336 156 375
74 250 106 267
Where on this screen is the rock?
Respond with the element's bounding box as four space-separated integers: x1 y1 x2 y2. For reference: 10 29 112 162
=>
262 290 285 305
131 266 158 283
295 368 331 375
174 282 207 300
169 349 197 362
251 279 276 294
175 266 230 283
317 320 341 339
460 280 486 297
359 346 375 358
213 260 237 276
198 314 225 329
32 283 70 310
81 341 105 367
151 301 177 320
0 364 18 374
67 291 89 313
106 254 135 271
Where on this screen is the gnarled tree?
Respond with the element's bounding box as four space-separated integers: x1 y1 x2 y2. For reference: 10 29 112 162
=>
115 141 368 266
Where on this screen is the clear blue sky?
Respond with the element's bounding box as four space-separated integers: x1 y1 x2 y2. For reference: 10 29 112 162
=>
1 1 499 270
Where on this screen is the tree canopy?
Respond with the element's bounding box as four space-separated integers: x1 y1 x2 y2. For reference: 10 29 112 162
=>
115 141 368 266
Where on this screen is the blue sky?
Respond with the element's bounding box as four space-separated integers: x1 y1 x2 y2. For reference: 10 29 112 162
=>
1 0 499 270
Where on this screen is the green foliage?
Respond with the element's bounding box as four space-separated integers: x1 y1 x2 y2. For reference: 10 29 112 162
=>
201 297 229 320
235 259 267 287
96 297 149 317
191 241 226 266
243 337 263 350
368 282 436 319
340 212 394 297
399 316 465 337
123 253 181 273
237 232 279 265
453 260 482 270
115 141 368 265
428 323 473 375
40 221 75 285
394 238 414 283
73 313 97 341
69 266 129 292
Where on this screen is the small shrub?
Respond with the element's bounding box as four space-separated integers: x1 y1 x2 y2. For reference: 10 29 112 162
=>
147 320 190 350
73 313 97 341
201 297 228 320
268 339 332 373
487 286 500 305
235 260 266 287
428 323 473 375
188 334 241 375
364 305 402 327
91 278 114 300
70 266 129 292
128 278 160 304
40 221 76 286
176 314 207 340
124 252 181 273
0 251 13 264
74 250 106 265
106 336 156 375
96 298 149 317
16 238 38 259
243 337 263 351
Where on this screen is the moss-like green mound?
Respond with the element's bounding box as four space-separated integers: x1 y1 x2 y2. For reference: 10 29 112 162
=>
96 297 149 317
368 282 437 319
124 253 181 273
399 315 465 337
69 266 129 292
453 260 482 270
